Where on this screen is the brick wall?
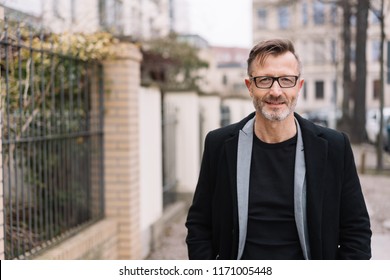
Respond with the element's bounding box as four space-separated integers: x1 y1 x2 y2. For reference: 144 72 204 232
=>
34 219 118 260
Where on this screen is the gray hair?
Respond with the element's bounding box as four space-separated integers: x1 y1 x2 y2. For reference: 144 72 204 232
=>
247 38 302 76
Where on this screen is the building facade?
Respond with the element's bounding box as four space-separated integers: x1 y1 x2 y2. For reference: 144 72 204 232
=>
1 0 172 40
200 46 249 98
252 0 390 121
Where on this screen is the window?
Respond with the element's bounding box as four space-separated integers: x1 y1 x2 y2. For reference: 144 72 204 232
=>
370 9 380 25
315 81 324 99
387 41 390 84
257 8 267 29
53 0 63 18
233 83 247 91
302 2 308 26
330 4 338 25
331 39 337 63
313 41 326 64
222 74 228 85
373 79 380 99
313 1 325 25
350 14 357 27
99 0 124 34
278 7 290 29
71 0 76 23
372 40 381 62
351 46 356 62
332 80 337 103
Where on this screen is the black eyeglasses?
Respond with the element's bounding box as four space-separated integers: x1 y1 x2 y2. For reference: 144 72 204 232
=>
249 75 299 89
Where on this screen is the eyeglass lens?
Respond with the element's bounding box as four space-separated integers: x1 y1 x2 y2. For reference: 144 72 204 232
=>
254 76 297 88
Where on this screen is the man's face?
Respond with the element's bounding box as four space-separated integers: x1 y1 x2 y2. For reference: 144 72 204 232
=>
245 52 304 122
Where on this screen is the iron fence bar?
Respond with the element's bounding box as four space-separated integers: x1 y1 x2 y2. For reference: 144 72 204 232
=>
98 64 105 218
16 23 27 257
74 61 84 222
40 33 50 246
28 29 39 250
67 59 72 231
13 118 19 258
85 65 91 221
49 44 59 243
4 19 14 259
27 136 33 256
59 54 66 232
68 57 74 229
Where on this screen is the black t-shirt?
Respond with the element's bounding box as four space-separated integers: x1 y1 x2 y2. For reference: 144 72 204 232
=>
241 133 304 260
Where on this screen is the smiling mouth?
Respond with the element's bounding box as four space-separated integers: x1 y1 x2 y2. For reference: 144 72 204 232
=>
265 101 285 106
263 96 287 105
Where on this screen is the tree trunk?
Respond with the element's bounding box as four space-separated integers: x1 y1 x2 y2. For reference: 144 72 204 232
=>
377 0 385 171
338 0 353 133
352 0 369 143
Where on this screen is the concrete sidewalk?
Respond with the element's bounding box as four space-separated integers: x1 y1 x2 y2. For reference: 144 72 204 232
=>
372 234 390 260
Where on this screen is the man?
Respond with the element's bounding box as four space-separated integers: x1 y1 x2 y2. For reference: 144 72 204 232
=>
185 39 371 260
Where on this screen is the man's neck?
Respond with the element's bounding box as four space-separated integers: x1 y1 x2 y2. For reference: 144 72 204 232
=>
254 114 297 143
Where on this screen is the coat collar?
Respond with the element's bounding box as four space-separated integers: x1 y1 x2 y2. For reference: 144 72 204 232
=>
296 114 328 259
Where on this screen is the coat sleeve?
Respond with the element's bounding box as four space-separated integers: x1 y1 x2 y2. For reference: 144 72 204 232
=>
185 132 217 259
337 133 372 259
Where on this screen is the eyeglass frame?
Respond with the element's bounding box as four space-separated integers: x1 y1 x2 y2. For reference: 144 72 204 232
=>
249 75 300 89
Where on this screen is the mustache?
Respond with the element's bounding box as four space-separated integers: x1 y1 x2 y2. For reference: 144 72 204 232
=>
262 95 288 104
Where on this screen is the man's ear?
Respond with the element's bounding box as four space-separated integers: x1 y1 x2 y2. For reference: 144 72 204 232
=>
298 79 304 96
245 79 253 97
298 78 304 90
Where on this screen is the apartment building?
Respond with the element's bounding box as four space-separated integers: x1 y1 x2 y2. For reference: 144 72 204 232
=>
252 0 390 117
1 0 172 40
201 46 249 98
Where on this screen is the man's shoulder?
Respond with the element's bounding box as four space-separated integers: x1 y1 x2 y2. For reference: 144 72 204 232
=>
296 113 347 145
206 112 255 143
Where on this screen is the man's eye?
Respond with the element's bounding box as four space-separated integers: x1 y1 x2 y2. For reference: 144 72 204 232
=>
258 77 272 83
280 77 293 82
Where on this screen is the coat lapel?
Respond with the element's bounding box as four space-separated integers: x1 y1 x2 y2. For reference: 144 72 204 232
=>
294 119 311 259
299 118 328 259
235 117 255 259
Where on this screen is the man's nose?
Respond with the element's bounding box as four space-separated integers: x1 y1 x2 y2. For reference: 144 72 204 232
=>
269 80 282 95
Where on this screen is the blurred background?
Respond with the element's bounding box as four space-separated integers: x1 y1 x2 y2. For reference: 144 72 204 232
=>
0 0 389 260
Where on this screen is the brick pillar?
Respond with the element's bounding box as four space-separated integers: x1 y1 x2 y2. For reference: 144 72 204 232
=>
103 43 142 259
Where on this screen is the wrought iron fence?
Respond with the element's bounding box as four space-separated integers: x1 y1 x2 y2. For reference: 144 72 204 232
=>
0 19 104 259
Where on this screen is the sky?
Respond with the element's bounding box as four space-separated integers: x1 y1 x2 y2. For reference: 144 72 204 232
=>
187 0 252 48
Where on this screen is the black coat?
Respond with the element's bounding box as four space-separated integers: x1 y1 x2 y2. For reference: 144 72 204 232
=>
185 112 371 260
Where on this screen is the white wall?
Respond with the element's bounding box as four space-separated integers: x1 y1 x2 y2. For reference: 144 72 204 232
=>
199 95 221 139
223 98 254 124
164 92 200 193
199 95 221 156
139 87 163 258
